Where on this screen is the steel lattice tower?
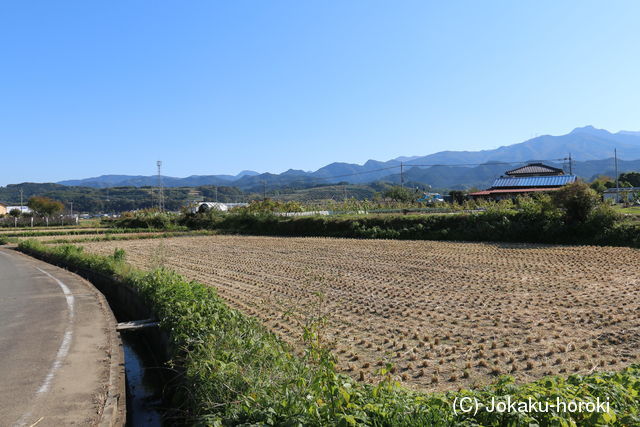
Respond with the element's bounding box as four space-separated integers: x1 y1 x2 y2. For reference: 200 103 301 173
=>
157 160 164 212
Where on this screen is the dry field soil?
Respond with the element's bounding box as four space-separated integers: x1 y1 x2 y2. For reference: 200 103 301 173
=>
79 235 640 391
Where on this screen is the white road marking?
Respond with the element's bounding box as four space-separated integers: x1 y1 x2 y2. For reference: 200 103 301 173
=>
28 417 44 427
14 266 76 427
33 267 75 394
35 267 75 322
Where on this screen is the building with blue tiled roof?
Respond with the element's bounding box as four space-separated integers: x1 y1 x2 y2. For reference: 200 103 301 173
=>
469 163 577 200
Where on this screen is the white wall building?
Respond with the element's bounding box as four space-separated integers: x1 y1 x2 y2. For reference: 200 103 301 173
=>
5 206 31 214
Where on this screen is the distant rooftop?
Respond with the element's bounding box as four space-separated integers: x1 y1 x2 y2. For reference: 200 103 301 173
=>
492 175 577 189
469 187 565 196
505 163 565 177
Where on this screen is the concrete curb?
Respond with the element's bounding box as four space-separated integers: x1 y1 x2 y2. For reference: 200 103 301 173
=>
93 277 126 427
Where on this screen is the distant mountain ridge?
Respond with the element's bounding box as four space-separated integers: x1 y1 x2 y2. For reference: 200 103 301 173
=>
55 126 640 190
58 170 260 188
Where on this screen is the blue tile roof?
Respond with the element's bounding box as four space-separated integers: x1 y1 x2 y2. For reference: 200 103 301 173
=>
491 175 577 188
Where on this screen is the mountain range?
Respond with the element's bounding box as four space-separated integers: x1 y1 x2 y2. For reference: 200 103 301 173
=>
57 126 640 191
59 170 260 188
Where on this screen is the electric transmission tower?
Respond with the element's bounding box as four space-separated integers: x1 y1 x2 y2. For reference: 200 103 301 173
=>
157 160 165 212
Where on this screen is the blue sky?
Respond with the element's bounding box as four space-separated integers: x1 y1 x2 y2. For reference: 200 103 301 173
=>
1 1 639 185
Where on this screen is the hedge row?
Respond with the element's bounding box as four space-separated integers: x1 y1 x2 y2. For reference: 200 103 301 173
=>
179 210 640 248
15 240 640 426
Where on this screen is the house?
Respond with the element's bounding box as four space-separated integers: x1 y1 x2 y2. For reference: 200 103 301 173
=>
469 163 577 200
0 203 7 216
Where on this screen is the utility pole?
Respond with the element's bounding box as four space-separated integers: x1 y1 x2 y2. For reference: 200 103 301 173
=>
72 201 78 224
19 189 23 208
215 186 218 202
262 181 267 200
400 162 404 188
614 149 619 203
157 160 165 212
563 154 573 175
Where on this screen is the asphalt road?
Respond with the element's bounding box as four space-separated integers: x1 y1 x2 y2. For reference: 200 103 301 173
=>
0 248 122 426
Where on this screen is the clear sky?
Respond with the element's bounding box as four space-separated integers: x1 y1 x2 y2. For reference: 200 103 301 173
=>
1 1 639 185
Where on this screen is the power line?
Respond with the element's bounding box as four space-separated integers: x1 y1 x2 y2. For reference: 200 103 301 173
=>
98 159 572 206
265 158 571 187
206 157 576 202
403 158 569 168
315 165 399 180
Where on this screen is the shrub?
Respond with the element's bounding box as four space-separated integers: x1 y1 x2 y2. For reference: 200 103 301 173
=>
112 248 126 262
383 186 416 203
554 182 601 224
232 199 304 214
106 210 182 229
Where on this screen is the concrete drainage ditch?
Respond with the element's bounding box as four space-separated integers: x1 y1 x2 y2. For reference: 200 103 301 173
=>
81 268 173 426
18 251 174 426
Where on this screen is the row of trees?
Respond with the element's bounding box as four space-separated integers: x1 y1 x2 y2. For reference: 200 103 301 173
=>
1 197 65 226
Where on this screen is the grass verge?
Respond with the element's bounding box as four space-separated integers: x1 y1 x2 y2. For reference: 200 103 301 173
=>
0 226 188 238
40 230 217 245
16 239 640 426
